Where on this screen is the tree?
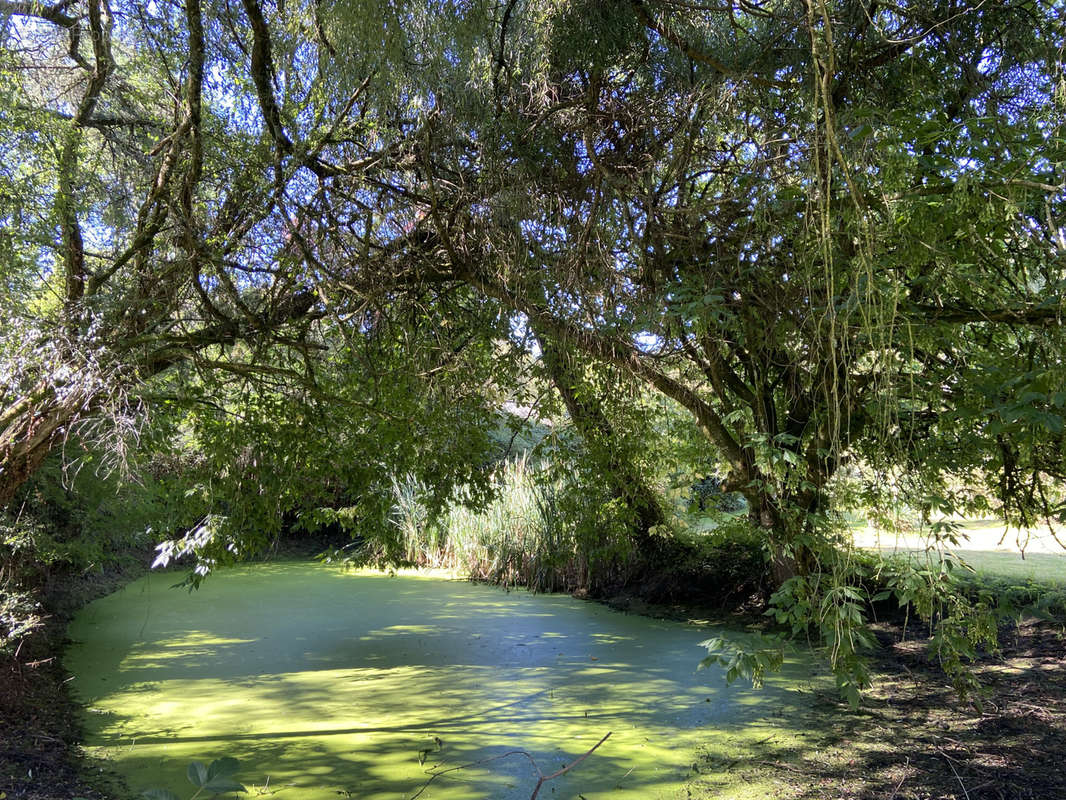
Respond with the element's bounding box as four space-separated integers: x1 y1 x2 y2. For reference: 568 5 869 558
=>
381 0 1062 699
537 332 666 552
2 0 1063 695
4 0 1062 552
0 0 485 506
357 0 1066 578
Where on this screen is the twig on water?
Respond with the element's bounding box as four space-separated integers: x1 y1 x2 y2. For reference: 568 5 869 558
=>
408 731 612 800
529 732 612 800
409 749 533 799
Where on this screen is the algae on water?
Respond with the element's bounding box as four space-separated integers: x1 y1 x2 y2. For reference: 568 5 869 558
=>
67 564 819 799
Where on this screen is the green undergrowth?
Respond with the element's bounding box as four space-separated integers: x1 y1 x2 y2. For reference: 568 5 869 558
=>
704 532 1064 710
1 447 160 656
955 569 1066 624
865 548 1066 623
357 458 772 606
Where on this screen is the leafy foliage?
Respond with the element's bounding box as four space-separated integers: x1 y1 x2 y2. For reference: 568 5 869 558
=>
141 756 246 799
0 0 1063 703
698 633 786 690
1 440 162 653
350 456 641 593
0 587 42 656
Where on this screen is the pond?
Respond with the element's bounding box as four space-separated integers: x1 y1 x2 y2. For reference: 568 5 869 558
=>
66 563 822 799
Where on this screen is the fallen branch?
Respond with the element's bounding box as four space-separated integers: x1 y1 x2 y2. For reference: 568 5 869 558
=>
529 732 612 800
944 755 971 800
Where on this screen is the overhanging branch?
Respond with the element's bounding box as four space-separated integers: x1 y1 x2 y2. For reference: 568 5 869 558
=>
915 302 1065 326
0 0 78 26
453 263 749 474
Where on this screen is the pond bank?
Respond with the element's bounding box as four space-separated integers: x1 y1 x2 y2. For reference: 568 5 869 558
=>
0 558 145 800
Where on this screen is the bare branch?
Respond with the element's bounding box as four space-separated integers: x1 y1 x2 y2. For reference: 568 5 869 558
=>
914 302 1065 326
0 0 78 27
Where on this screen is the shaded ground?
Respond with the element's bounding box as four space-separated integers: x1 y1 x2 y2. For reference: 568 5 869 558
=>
0 636 109 800
683 618 1066 800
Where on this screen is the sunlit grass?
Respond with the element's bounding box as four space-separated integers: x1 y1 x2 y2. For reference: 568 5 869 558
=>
849 517 1065 587
953 550 1066 587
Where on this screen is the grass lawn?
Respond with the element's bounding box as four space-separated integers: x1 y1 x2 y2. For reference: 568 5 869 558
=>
853 518 1065 586
955 549 1066 586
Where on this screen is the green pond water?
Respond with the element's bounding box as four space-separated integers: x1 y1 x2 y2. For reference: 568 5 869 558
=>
67 563 822 799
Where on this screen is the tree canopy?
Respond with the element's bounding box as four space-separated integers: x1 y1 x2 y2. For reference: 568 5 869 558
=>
2 0 1065 694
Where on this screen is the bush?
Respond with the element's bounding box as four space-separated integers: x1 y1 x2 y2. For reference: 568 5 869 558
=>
364 457 637 593
959 573 1066 623
0 443 165 654
688 476 746 514
654 515 770 606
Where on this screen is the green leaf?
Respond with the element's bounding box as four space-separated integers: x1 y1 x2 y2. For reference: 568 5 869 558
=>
778 449 799 465
844 683 861 711
203 777 246 794
848 123 874 141
188 761 209 787
698 637 724 652
723 409 746 426
207 757 240 781
141 791 182 800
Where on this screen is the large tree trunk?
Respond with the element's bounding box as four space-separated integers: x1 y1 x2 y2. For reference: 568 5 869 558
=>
742 481 832 589
0 382 97 508
746 494 799 588
537 333 665 556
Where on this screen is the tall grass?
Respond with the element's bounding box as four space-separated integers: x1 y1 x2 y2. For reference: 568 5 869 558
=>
390 458 622 592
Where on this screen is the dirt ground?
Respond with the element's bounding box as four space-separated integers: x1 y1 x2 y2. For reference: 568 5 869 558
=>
2 572 1063 800
687 618 1066 800
0 632 118 800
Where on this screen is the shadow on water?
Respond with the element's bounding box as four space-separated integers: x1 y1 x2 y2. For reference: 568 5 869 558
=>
67 563 824 799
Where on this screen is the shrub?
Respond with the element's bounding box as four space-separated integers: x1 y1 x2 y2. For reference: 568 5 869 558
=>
376 457 636 593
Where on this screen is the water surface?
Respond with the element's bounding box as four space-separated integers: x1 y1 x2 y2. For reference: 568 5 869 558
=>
67 563 819 799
